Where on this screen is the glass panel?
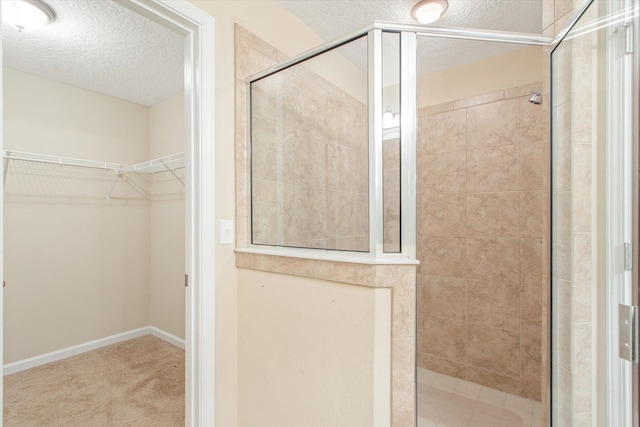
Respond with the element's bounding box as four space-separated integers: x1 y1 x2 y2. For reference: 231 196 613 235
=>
250 36 369 252
382 32 401 253
415 35 545 425
551 0 635 425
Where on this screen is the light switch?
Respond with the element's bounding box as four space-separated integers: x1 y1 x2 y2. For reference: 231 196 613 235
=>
219 219 234 245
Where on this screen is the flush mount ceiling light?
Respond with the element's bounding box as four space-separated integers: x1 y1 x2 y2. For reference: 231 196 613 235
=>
2 0 56 32
411 0 449 24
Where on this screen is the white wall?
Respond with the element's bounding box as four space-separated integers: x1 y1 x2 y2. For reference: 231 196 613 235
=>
149 92 185 339
3 68 151 363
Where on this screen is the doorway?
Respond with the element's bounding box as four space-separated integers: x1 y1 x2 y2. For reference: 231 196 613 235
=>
0 0 215 425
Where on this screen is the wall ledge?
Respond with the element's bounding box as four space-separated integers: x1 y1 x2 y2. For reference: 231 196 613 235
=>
235 248 417 289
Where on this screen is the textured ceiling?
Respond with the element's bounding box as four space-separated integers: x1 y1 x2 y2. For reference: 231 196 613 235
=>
277 0 544 84
3 0 184 106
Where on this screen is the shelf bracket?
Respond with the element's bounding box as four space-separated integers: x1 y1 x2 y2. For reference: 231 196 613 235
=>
107 171 122 201
3 156 10 190
159 158 185 186
121 174 151 199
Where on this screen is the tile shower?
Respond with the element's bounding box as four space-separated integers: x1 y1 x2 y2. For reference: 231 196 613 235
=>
250 39 369 252
416 84 544 401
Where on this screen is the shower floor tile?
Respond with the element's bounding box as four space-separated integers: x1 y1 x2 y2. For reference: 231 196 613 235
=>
417 368 542 427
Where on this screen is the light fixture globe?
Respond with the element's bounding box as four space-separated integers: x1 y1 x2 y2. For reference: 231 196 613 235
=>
2 0 56 32
411 0 449 24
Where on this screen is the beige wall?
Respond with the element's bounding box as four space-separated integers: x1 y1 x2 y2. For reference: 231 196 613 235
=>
185 1 357 424
416 82 544 400
3 68 151 363
238 269 391 427
149 92 185 339
418 46 544 108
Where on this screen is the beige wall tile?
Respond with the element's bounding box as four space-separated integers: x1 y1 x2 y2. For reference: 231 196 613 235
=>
574 413 593 427
465 324 520 377
420 236 466 278
555 0 574 25
419 151 466 194
521 332 542 401
551 364 573 426
419 193 466 237
283 185 327 243
283 130 327 189
551 279 572 369
419 109 467 154
465 367 522 396
467 280 519 331
420 275 466 321
520 237 543 287
418 353 466 380
236 253 298 275
326 190 368 242
573 323 592 413
521 284 542 336
467 145 519 193
466 237 520 286
573 143 592 234
392 270 417 339
376 265 416 288
392 338 416 427
252 180 285 244
521 191 544 238
573 234 592 323
520 139 545 191
552 192 573 281
453 90 504 110
423 102 455 116
505 82 543 100
551 101 572 192
467 98 519 149
420 316 465 362
542 0 555 30
466 192 519 237
296 260 375 287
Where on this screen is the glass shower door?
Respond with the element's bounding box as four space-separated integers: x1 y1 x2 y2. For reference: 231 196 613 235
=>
550 0 638 425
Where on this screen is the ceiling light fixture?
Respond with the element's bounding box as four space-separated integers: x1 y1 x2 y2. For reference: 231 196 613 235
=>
411 0 449 24
2 0 56 32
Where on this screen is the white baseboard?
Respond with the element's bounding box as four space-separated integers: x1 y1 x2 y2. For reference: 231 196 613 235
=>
149 326 185 349
4 326 184 376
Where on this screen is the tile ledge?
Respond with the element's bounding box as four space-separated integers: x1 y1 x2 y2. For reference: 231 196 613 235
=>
235 246 420 265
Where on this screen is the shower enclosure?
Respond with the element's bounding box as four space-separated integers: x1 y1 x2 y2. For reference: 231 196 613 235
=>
243 0 640 424
551 0 640 425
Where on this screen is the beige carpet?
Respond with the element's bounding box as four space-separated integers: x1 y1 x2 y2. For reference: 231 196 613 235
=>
4 335 184 426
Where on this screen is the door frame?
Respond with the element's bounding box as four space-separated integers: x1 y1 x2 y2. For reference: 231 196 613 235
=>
0 1 216 426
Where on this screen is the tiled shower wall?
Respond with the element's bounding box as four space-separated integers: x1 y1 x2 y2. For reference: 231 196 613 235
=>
416 83 544 401
250 57 369 251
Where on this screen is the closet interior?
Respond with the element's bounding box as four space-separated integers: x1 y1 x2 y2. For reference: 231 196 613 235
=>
2 0 187 423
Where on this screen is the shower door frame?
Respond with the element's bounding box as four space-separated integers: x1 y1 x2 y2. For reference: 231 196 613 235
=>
244 22 549 264
548 0 640 425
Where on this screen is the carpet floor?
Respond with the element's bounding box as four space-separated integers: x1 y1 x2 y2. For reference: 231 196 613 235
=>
4 335 185 426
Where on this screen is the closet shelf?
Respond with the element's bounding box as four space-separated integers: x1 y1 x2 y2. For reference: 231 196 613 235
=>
3 150 185 174
124 152 185 174
3 150 125 171
3 150 186 199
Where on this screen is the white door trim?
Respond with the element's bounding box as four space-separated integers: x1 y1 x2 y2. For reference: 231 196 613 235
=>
123 1 217 425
